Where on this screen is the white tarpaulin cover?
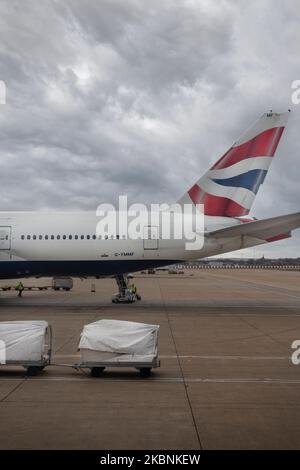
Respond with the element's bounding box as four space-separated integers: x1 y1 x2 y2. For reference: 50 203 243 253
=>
79 320 159 362
0 321 49 363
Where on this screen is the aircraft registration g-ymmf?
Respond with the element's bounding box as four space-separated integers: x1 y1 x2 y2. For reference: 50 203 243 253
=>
0 110 299 301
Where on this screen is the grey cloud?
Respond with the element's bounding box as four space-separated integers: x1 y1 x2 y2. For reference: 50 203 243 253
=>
0 0 299 257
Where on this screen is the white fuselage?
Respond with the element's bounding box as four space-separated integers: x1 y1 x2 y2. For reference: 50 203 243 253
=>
0 211 257 279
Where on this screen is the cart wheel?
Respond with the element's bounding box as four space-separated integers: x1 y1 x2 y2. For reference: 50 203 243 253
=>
91 367 105 377
139 368 152 378
26 366 40 377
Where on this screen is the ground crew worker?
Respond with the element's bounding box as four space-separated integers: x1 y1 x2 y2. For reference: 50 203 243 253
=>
16 281 24 297
130 284 137 295
130 283 141 300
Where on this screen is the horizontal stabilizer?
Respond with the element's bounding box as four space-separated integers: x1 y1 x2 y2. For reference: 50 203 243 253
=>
207 212 300 241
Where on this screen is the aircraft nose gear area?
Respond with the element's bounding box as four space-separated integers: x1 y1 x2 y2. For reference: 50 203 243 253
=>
112 274 141 303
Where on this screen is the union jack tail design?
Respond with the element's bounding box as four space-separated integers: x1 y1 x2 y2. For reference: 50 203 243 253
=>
178 111 290 217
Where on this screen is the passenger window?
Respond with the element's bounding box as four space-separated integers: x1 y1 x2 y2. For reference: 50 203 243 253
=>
33 235 37 240
105 235 108 240
75 235 78 240
27 235 31 240
39 235 42 240
63 235 66 240
57 235 60 240
80 235 84 240
92 235 96 240
69 235 72 240
21 235 24 240
51 235 54 240
87 235 90 240
45 235 48 240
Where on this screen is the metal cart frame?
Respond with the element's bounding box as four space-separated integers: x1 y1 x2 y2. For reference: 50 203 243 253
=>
58 355 160 378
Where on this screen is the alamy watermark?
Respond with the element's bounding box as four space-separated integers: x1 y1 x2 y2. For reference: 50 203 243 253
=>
0 80 6 104
96 196 205 250
291 340 300 365
291 80 300 105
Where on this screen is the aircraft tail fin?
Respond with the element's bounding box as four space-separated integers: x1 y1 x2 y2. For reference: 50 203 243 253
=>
177 111 290 217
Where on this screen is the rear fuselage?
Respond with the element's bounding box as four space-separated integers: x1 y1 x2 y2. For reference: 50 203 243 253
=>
0 211 247 279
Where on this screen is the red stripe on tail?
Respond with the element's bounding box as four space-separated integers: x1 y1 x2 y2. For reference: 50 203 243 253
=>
266 232 291 243
188 184 249 217
212 127 284 170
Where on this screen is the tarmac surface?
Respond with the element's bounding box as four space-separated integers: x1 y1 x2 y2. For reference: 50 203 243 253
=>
0 269 300 450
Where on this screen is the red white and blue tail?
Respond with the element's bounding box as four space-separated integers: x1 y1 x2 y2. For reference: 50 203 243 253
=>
178 111 290 217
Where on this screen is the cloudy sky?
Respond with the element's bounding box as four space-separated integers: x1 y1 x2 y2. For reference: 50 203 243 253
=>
0 0 299 257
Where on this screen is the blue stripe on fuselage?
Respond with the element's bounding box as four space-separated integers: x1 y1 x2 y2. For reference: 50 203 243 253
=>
211 169 268 194
0 259 180 280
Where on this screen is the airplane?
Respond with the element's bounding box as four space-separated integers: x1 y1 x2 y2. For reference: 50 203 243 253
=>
0 110 299 302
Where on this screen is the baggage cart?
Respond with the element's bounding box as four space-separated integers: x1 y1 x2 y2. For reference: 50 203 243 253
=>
0 321 52 376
